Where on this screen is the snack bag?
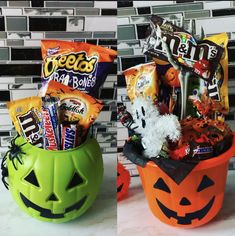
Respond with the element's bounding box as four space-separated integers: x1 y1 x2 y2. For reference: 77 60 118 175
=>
123 62 159 102
40 40 117 98
46 80 103 138
143 15 224 82
7 97 43 148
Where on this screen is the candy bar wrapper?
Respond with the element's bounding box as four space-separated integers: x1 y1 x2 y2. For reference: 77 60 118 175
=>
143 15 224 81
40 40 117 98
41 97 61 150
186 33 229 119
7 96 44 148
169 117 233 160
205 33 229 114
123 62 159 102
46 80 103 138
61 124 77 150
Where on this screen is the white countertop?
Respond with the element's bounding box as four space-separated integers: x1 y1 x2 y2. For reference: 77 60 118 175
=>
0 154 116 236
118 170 235 236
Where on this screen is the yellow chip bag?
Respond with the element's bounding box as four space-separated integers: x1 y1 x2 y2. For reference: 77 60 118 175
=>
204 33 229 115
7 96 44 148
123 62 158 102
45 80 103 137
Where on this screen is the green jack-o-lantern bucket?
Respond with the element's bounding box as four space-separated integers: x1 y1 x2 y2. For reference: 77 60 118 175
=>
1 135 103 223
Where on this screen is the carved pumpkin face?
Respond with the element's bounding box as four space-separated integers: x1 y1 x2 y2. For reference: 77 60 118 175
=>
6 136 103 223
137 158 231 228
164 67 180 87
117 163 130 201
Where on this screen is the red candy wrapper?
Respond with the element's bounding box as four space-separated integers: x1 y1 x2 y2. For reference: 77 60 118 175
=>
143 15 224 82
42 97 60 150
61 124 77 150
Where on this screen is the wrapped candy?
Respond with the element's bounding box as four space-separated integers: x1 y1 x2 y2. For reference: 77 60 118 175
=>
40 40 117 98
123 62 159 102
143 15 224 81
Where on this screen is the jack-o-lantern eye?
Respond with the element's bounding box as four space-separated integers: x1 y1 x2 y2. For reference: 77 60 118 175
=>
197 175 214 192
153 178 171 193
66 172 84 190
24 170 40 187
117 172 120 177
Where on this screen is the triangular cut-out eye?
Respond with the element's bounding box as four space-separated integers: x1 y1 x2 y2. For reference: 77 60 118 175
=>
153 178 171 193
24 170 40 187
47 193 59 202
197 175 214 192
67 172 84 190
117 172 120 176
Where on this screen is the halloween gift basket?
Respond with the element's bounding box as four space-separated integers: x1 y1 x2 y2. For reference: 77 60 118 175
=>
1 40 117 223
118 15 235 228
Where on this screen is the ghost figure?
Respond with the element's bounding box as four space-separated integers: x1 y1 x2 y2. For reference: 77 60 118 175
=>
131 97 181 158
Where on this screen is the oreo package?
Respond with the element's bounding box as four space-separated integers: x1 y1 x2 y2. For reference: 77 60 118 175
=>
40 40 117 98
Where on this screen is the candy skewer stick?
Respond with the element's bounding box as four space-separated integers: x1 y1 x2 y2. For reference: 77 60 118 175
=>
162 40 191 119
161 37 190 120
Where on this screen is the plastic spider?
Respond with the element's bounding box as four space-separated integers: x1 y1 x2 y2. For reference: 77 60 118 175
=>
1 135 26 189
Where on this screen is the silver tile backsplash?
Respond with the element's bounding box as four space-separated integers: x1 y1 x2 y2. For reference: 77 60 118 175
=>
0 1 117 157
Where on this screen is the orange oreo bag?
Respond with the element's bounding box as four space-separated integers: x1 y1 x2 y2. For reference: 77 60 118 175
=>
123 62 158 102
41 40 117 97
46 80 103 139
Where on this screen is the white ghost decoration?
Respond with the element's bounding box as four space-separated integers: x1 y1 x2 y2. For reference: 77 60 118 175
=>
131 97 181 158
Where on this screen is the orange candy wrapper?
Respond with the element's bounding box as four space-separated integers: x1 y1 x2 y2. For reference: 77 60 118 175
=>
45 80 104 140
40 40 117 97
123 62 159 102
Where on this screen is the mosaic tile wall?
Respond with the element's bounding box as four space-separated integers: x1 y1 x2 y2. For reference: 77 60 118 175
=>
0 1 117 158
117 0 235 176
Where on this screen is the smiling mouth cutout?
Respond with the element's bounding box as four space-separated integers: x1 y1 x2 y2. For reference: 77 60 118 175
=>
156 196 215 225
20 193 87 219
117 184 123 193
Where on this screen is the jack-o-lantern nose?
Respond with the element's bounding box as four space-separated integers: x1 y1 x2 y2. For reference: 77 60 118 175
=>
179 197 191 206
47 193 59 202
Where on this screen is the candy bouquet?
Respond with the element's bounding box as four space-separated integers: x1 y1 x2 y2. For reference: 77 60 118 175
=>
7 40 117 151
119 15 235 228
1 40 116 223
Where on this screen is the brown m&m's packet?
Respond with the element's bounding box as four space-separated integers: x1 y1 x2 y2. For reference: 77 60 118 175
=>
143 15 224 82
7 96 44 148
45 80 103 137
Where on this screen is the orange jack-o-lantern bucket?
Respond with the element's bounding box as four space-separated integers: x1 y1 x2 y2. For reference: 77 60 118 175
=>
117 162 130 201
137 135 235 228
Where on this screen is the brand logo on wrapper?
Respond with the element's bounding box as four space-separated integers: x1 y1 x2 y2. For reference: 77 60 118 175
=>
42 107 57 150
43 51 99 91
136 74 151 92
60 98 87 122
47 47 60 56
64 128 76 150
145 31 218 63
43 52 98 78
17 109 43 148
